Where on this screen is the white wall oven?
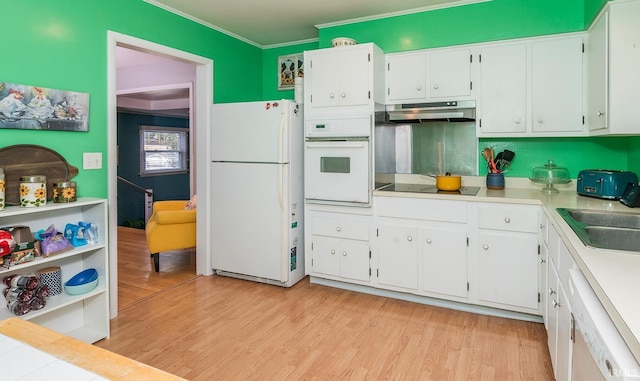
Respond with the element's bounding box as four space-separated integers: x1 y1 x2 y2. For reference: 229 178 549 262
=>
304 115 372 206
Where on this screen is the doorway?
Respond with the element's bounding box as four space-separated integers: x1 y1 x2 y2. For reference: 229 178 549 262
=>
107 31 214 318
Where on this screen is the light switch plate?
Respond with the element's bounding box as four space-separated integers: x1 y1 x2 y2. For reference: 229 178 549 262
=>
83 152 102 170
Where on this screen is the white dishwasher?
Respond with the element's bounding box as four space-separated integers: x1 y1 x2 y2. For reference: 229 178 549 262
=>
570 268 640 380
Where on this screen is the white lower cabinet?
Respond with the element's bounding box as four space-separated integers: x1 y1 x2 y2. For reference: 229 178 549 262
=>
476 203 540 313
545 219 575 381
477 231 539 311
422 225 468 298
306 207 371 284
308 196 544 318
0 198 109 343
376 222 418 290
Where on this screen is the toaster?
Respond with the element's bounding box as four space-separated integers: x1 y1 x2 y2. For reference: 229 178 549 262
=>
577 170 638 199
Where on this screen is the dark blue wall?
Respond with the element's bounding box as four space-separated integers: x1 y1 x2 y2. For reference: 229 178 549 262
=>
117 112 190 227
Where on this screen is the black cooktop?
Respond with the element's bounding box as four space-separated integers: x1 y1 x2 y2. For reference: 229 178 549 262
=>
376 183 480 196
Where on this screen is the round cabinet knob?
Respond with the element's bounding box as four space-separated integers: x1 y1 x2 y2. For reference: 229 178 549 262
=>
514 118 522 124
341 92 346 98
504 217 511 223
330 249 336 255
407 236 413 242
336 226 342 232
341 251 347 256
329 93 335 98
482 244 489 250
537 118 544 124
426 238 432 244
433 84 439 90
416 85 422 91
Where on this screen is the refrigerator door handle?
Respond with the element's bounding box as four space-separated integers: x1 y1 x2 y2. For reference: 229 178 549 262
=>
278 163 287 282
278 110 285 163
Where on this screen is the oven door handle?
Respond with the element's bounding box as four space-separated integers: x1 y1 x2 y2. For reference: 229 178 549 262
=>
305 143 366 149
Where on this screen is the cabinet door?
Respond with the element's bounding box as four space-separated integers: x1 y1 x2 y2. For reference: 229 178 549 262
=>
429 48 472 99
422 226 468 298
477 231 539 310
308 50 341 109
386 53 427 102
339 239 371 282
377 223 418 290
546 265 560 378
532 37 584 133
311 236 340 277
479 43 527 133
556 284 573 381
339 47 372 107
587 10 608 132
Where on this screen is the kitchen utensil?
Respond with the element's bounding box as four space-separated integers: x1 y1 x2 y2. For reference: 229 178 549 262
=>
494 151 504 171
429 172 462 191
481 148 496 173
529 160 572 193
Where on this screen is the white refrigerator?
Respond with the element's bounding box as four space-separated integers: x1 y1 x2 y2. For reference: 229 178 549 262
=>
211 100 305 287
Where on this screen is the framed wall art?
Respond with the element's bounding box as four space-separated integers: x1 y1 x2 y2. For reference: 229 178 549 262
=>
0 82 90 132
278 54 303 91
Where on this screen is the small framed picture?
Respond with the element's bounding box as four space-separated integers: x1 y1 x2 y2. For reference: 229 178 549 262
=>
278 54 303 91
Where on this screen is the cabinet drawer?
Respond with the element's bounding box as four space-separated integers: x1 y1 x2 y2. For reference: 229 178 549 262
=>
376 197 467 223
478 204 540 233
312 216 370 240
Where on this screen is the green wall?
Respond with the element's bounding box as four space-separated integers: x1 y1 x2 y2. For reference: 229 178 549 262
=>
1 0 263 198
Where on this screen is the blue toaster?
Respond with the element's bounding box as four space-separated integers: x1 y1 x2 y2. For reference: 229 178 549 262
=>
577 170 639 199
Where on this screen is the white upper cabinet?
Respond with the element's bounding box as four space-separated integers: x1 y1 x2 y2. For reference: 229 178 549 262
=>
531 36 584 134
385 52 427 103
477 34 586 137
385 47 473 104
478 42 527 134
429 48 473 99
588 0 640 135
304 43 384 116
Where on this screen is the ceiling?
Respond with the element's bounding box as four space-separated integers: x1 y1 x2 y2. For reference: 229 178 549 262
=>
144 0 483 47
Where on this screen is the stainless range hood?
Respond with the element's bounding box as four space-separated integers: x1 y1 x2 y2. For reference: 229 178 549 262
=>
386 100 476 123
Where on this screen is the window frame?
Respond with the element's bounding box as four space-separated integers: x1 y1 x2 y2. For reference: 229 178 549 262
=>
139 125 189 176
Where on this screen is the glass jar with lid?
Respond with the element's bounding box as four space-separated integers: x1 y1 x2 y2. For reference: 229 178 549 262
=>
20 175 47 207
52 181 77 203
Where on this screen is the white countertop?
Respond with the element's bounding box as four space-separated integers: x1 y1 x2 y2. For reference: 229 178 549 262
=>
374 174 640 361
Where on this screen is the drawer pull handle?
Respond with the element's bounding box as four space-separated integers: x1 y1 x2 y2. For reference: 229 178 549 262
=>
336 226 342 232
342 251 347 256
504 217 511 223
426 238 432 244
407 236 413 242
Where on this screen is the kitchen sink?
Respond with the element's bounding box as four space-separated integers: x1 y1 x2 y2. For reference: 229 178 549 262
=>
556 208 640 252
565 209 640 229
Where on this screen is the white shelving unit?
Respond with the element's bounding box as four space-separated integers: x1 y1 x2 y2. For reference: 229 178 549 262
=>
0 198 109 343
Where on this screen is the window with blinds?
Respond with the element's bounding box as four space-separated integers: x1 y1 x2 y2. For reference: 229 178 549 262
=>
139 125 189 176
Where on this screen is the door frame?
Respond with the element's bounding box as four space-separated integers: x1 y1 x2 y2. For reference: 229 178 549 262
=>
107 31 214 318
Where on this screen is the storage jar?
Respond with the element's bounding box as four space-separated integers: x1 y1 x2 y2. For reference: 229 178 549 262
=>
52 181 77 203
486 173 505 190
19 175 47 207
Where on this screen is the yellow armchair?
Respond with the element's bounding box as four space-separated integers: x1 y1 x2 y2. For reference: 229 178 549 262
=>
145 200 196 272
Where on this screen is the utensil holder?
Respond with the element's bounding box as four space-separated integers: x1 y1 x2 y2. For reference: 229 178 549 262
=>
486 173 505 190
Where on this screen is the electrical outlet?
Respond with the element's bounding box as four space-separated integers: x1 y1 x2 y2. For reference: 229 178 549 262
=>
83 152 102 170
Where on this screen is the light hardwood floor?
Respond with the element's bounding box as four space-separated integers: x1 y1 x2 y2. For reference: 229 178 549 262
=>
100 228 554 380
